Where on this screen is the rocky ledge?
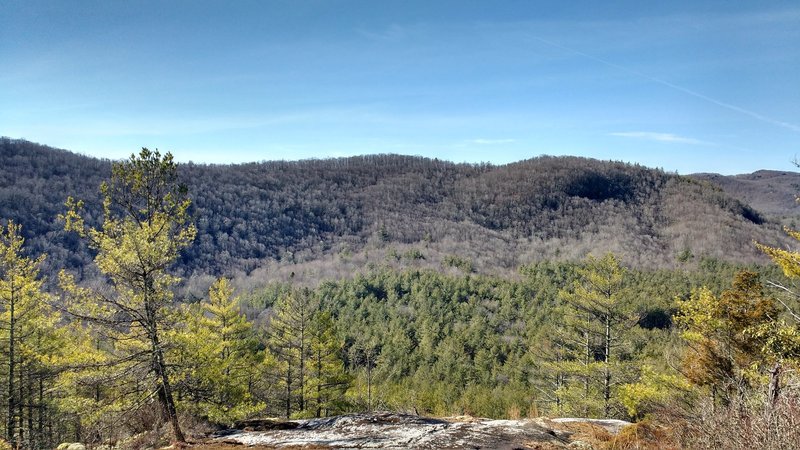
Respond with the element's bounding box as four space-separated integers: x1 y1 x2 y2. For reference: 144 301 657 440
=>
211 412 632 449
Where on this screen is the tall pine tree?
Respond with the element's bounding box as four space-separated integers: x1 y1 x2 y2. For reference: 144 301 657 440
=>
267 289 314 418
555 253 633 417
307 311 350 417
176 278 266 425
60 149 195 443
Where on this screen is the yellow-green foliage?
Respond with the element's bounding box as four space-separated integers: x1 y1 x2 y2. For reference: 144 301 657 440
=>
307 311 351 417
749 319 800 361
756 227 800 279
562 253 628 318
0 220 66 446
675 271 782 400
0 221 45 304
618 366 691 419
53 320 132 433
175 278 266 425
755 227 800 363
0 222 59 356
555 253 634 418
58 149 196 442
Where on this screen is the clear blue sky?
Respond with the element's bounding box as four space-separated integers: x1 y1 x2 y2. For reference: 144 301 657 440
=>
2 1 799 174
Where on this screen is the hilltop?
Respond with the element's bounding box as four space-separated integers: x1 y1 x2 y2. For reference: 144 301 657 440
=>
0 138 793 281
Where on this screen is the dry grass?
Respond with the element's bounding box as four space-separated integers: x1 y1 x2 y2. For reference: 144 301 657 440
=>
672 394 800 450
558 421 613 445
605 420 679 450
540 418 678 450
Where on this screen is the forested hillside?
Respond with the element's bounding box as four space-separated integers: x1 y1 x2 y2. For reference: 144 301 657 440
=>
1 138 790 281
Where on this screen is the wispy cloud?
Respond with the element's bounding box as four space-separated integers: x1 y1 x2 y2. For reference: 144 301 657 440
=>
468 138 516 145
610 131 710 145
529 35 800 133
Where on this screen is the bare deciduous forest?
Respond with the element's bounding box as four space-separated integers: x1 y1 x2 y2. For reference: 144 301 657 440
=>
1 138 791 281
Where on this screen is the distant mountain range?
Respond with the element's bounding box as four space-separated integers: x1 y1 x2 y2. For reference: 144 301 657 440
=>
1 137 797 281
692 170 800 219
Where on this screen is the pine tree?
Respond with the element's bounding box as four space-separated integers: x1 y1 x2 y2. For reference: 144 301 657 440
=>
528 320 573 416
52 322 116 442
266 289 350 418
59 149 195 443
349 339 379 412
0 220 63 448
267 289 315 418
555 253 633 417
307 311 350 417
176 278 265 425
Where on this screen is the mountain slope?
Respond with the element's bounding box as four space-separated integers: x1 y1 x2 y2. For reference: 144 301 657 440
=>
0 138 791 279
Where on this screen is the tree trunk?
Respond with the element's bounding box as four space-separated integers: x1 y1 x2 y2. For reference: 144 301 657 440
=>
18 363 24 448
299 323 306 414
711 385 717 414
316 349 322 418
367 352 373 413
152 333 185 443
767 362 782 412
555 343 563 416
604 313 611 418
285 364 292 419
38 375 44 450
27 372 34 450
583 314 590 417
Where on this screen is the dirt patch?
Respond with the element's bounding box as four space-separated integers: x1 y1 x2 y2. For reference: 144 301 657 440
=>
232 418 301 431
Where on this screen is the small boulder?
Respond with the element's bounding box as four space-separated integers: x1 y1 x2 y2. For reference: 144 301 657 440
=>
57 444 86 450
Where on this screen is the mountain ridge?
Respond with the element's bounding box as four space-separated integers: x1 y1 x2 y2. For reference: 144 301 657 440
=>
1 138 794 280
691 169 800 219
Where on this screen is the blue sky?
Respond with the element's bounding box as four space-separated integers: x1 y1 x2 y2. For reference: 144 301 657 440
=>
2 1 799 174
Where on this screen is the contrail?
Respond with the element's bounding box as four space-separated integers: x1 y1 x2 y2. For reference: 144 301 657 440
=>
530 36 800 133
